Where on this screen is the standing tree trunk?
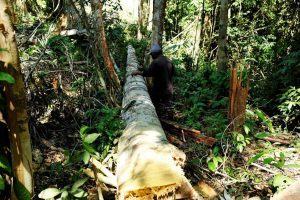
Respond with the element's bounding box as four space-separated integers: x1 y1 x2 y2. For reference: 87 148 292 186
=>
116 45 201 200
137 0 150 40
0 0 33 198
228 67 249 131
216 0 228 71
151 0 166 46
97 0 121 91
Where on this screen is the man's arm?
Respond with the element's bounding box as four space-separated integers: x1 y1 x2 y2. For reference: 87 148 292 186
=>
131 61 156 77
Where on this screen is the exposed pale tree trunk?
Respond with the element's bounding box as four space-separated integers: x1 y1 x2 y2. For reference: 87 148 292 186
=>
151 0 166 46
137 0 149 40
216 0 228 71
228 67 249 131
116 45 201 200
0 0 33 198
193 0 205 67
97 0 121 91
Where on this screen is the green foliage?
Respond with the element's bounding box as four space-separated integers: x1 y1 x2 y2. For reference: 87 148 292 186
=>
13 178 31 200
0 175 4 191
0 154 12 175
278 87 300 125
232 131 250 153
207 146 223 172
269 174 294 191
79 106 123 161
0 72 15 84
174 67 228 133
38 178 88 200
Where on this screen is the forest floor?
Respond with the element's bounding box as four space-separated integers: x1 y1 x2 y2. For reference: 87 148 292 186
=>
29 86 300 200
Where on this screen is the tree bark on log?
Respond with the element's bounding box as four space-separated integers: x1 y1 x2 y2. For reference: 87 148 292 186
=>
116 45 201 200
0 0 33 198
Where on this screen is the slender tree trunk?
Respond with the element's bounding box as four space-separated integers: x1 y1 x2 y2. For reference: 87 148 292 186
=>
0 0 33 198
117 45 201 200
137 0 144 39
216 0 229 71
194 0 205 67
151 0 166 46
97 0 121 91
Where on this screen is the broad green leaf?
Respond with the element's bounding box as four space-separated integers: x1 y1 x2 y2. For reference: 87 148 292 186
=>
212 146 219 156
71 188 88 198
0 154 12 174
61 191 69 199
38 188 61 199
0 72 15 84
80 126 89 136
255 132 269 139
208 161 216 172
71 178 88 192
274 152 285 168
0 175 5 190
263 157 274 164
243 125 250 135
83 142 96 154
83 133 100 144
13 178 31 200
236 133 244 142
215 156 223 163
272 174 293 187
82 151 90 164
248 152 265 164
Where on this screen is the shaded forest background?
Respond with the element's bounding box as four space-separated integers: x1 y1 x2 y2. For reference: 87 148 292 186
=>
0 0 299 199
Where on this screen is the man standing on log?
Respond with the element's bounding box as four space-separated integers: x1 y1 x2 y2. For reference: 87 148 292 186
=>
132 44 175 108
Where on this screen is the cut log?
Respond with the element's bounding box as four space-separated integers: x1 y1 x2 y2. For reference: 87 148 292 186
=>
116 45 202 200
161 119 216 146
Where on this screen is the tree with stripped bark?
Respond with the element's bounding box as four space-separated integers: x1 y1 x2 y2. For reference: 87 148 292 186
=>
0 0 33 198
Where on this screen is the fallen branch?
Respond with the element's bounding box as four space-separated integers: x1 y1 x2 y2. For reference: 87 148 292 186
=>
161 119 216 146
90 157 115 179
263 137 290 145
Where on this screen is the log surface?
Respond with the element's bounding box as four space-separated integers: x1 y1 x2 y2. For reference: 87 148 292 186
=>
116 45 201 200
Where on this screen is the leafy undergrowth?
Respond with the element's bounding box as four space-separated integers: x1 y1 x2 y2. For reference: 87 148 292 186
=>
164 66 300 199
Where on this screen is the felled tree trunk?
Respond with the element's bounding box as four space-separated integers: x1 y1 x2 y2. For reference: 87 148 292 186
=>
0 0 33 198
228 67 249 131
116 45 201 200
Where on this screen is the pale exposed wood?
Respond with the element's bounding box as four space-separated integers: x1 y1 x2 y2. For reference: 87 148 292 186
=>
271 181 300 200
116 45 201 200
0 0 33 198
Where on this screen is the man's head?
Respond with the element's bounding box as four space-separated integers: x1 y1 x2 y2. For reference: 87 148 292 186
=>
150 44 162 59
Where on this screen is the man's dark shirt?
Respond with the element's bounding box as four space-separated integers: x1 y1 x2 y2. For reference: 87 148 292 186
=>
142 55 174 104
